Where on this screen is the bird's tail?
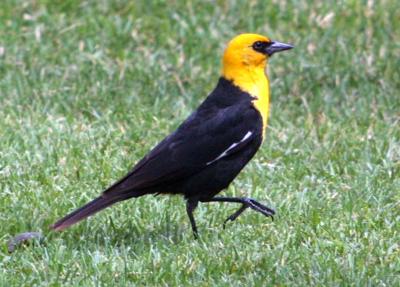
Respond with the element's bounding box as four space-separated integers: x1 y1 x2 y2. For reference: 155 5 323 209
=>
51 195 121 231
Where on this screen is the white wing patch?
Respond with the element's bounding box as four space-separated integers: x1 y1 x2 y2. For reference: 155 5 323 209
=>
206 131 253 165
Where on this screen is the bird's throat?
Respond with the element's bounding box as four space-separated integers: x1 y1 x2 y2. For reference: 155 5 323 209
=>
223 66 270 135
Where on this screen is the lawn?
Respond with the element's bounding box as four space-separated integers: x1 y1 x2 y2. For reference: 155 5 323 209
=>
0 0 399 286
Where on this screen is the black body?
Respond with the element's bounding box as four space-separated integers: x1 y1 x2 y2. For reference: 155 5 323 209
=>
52 78 274 235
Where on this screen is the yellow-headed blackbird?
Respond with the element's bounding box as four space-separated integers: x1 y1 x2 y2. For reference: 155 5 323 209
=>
52 34 293 237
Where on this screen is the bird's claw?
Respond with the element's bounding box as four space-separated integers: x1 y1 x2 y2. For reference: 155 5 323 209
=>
222 198 275 229
223 215 236 229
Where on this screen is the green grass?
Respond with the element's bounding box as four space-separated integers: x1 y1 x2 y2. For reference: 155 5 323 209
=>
1 0 399 286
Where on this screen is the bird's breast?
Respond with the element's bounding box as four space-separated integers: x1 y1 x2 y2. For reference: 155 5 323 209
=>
222 66 271 136
249 80 270 135
233 74 270 136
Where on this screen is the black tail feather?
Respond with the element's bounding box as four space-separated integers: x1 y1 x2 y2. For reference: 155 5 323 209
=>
51 196 120 231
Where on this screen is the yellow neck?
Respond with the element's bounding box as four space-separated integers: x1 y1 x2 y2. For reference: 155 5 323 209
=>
222 65 270 134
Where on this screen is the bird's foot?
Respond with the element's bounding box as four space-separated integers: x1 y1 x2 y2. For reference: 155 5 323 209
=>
223 197 275 228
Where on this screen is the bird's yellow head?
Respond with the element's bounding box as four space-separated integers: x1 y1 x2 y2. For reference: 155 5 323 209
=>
222 34 293 134
222 33 293 78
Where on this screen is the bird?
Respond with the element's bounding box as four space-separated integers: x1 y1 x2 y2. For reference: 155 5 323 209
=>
52 33 293 237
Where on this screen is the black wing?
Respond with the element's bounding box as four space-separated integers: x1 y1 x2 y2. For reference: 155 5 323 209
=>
104 80 261 195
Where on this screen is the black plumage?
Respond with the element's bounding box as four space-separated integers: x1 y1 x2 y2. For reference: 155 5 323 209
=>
52 78 274 236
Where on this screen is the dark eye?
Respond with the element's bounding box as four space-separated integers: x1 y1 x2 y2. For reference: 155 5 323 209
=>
252 41 273 53
253 41 264 50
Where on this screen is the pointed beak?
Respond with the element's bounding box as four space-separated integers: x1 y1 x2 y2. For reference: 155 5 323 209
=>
265 41 294 56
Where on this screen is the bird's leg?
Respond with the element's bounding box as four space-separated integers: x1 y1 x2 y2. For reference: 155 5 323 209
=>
186 199 199 239
201 197 275 227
